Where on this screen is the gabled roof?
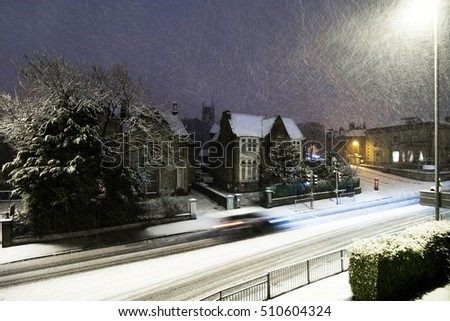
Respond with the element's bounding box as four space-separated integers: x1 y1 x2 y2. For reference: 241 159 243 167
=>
280 117 305 140
210 123 220 135
159 109 188 137
227 113 304 140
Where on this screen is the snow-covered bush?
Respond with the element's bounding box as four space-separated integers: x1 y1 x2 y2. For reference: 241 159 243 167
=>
349 221 450 300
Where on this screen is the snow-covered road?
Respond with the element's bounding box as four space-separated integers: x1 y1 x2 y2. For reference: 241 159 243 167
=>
0 203 438 300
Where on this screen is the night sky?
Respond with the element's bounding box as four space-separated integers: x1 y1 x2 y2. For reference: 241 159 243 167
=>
1 0 449 129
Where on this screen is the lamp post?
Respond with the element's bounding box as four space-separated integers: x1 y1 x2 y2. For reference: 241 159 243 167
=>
399 0 440 220
433 1 441 221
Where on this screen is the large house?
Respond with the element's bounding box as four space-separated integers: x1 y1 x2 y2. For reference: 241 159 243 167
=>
126 104 195 196
157 106 195 195
209 111 304 192
98 101 195 196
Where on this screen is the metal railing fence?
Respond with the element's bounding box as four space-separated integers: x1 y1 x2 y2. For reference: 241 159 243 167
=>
201 249 348 301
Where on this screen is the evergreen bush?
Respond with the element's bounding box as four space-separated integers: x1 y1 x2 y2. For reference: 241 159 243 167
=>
338 177 360 190
349 221 450 300
314 179 334 193
270 182 307 198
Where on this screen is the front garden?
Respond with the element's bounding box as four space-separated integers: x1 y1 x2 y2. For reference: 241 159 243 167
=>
262 156 360 206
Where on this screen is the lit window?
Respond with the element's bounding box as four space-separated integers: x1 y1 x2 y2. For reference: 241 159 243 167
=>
392 151 400 163
419 151 424 162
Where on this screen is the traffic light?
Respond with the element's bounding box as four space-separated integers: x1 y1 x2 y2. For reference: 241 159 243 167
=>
334 170 342 182
307 172 318 185
312 174 318 185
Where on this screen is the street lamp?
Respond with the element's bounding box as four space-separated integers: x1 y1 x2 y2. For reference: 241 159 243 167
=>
399 0 441 220
433 0 441 221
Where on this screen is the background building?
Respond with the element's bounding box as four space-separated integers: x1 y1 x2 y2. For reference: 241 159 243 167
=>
365 121 450 171
335 119 450 174
338 122 367 165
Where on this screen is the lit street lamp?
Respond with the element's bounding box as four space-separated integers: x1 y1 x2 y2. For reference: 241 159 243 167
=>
399 0 441 220
433 0 441 221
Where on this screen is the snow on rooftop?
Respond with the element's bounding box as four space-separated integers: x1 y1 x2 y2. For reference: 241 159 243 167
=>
229 114 266 137
229 113 304 140
159 109 188 136
282 117 305 140
209 123 220 135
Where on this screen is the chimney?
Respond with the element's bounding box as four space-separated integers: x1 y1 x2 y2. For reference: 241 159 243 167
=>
172 102 178 115
223 110 231 120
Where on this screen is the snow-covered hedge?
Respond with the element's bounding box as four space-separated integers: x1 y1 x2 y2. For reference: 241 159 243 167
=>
349 221 450 300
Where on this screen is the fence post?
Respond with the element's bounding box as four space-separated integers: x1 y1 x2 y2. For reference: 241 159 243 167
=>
340 250 345 272
234 193 242 208
188 198 197 218
8 203 15 219
265 189 273 208
267 273 271 300
1 218 13 248
226 195 234 210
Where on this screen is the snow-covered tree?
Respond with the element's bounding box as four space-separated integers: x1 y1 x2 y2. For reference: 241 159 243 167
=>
263 141 305 185
0 55 173 234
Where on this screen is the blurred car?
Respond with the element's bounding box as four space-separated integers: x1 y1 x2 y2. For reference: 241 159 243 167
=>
212 212 275 235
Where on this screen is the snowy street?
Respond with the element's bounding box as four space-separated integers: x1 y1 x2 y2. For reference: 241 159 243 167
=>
0 203 440 300
1 166 448 300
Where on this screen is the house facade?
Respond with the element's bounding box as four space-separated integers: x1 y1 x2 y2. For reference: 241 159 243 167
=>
365 121 450 170
209 111 304 192
109 103 195 196
337 124 367 165
336 120 450 171
158 107 195 195
133 105 195 196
